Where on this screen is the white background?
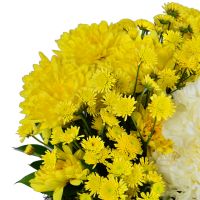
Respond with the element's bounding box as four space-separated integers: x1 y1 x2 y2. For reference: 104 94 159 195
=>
0 0 199 199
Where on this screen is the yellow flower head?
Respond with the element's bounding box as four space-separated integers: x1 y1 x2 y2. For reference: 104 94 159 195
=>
124 163 145 188
157 68 179 90
112 96 137 121
85 173 102 196
148 93 175 121
163 30 183 48
142 75 160 92
115 133 142 160
81 136 104 152
106 125 126 141
106 157 133 176
114 19 138 39
30 148 88 200
91 68 116 93
100 108 119 127
99 175 128 200
135 19 155 32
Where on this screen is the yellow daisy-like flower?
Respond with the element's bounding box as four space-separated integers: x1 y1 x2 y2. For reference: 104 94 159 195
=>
148 93 175 121
51 126 81 145
99 175 128 200
30 148 88 200
154 14 175 26
135 19 155 31
106 126 126 141
142 75 160 92
100 108 119 127
114 19 138 39
103 91 122 112
124 164 145 188
85 173 102 196
78 88 97 107
62 126 81 144
115 133 142 160
112 96 137 121
163 30 183 48
157 68 179 90
137 46 158 70
17 118 38 142
163 2 184 18
90 68 116 93
91 116 104 131
146 171 165 195
139 157 156 174
81 136 104 152
106 157 133 176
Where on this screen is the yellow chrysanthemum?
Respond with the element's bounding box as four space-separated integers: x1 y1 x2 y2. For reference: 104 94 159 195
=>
17 118 39 142
99 175 128 200
135 19 155 31
163 2 184 18
85 173 102 196
78 88 97 107
56 21 128 65
91 116 104 131
124 164 145 188
112 96 136 121
90 68 116 93
113 19 138 39
157 68 179 90
106 157 132 177
145 171 165 197
83 148 110 166
81 136 104 152
100 108 119 127
175 37 200 72
163 30 183 48
30 148 88 200
154 14 175 26
139 157 156 173
51 126 81 145
106 126 126 141
137 46 158 70
148 93 175 121
115 133 142 160
142 75 160 92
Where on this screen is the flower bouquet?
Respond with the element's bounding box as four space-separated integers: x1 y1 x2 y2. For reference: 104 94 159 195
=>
15 2 200 200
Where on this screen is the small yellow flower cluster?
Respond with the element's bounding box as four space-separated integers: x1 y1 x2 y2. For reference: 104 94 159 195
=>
16 2 200 200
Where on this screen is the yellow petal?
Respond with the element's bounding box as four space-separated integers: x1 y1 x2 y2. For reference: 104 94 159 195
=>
53 187 64 200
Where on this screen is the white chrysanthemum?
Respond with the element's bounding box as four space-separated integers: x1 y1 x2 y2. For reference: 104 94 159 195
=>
153 78 200 200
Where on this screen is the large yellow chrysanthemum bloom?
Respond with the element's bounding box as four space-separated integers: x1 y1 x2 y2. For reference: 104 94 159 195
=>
30 147 88 200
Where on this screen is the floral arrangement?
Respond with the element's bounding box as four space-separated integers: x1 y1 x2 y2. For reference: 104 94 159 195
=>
15 2 200 200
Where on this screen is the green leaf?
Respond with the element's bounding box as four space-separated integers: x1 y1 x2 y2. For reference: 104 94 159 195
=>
16 172 35 187
29 160 43 170
14 144 48 157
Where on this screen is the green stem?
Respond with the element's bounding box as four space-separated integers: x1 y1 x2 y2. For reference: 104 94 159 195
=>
133 63 141 96
131 117 144 143
32 135 52 150
146 117 157 145
73 140 82 150
80 113 91 136
141 30 145 39
144 90 150 108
